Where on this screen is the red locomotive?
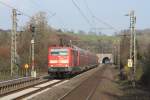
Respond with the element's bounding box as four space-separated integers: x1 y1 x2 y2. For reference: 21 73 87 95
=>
48 46 98 77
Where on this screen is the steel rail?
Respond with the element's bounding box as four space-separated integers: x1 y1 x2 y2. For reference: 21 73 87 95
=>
13 80 66 100
58 66 105 100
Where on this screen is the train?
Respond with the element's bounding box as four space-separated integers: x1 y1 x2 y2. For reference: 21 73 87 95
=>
48 46 99 77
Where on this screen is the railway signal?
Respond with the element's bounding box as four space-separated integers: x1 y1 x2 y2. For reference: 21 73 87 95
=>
30 24 36 78
25 64 29 76
30 24 35 33
25 64 29 69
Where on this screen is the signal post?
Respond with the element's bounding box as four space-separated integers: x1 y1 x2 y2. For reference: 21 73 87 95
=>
30 24 36 78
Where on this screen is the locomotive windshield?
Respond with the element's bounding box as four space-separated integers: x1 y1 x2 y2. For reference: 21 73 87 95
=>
50 49 68 56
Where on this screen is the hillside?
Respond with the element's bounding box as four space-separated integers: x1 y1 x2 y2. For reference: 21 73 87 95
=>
0 27 116 78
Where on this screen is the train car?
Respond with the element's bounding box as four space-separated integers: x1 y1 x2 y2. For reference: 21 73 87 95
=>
48 46 98 77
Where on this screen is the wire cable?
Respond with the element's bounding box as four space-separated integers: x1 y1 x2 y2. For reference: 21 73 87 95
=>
83 0 119 32
93 16 119 32
84 0 95 18
0 1 32 18
30 0 67 31
29 0 55 16
72 0 93 28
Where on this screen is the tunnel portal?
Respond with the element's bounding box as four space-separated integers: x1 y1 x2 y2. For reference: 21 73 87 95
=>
102 57 110 64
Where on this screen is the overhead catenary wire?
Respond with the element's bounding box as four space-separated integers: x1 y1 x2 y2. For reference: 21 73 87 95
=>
29 0 57 26
0 0 67 31
93 16 119 32
83 0 119 32
0 0 56 25
29 0 56 17
84 0 95 18
71 0 93 28
0 0 34 33
0 0 32 18
30 0 67 31
83 0 97 32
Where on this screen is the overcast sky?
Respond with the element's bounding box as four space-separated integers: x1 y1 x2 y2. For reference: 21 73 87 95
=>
0 0 150 35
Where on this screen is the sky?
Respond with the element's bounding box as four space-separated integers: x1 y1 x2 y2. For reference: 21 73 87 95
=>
0 0 150 35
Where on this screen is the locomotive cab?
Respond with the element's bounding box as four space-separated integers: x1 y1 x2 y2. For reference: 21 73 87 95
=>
48 47 70 73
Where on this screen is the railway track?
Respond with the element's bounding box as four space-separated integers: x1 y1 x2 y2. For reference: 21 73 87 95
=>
58 65 107 100
1 66 98 100
0 65 100 100
0 79 69 100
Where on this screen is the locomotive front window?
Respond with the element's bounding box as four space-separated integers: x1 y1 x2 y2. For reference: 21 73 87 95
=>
50 49 68 56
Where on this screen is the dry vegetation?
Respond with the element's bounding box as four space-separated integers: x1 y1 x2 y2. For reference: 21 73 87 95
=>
0 12 115 79
119 29 150 88
1 11 150 88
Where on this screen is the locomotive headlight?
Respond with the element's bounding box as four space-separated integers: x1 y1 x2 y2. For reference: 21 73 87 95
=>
50 60 57 63
65 64 68 67
51 65 54 67
59 60 68 63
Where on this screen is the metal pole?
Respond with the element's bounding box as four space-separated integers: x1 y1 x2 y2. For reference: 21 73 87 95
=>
101 39 103 64
113 46 116 64
117 40 120 71
11 9 18 76
129 12 133 60
130 11 134 84
133 12 136 87
129 10 136 87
